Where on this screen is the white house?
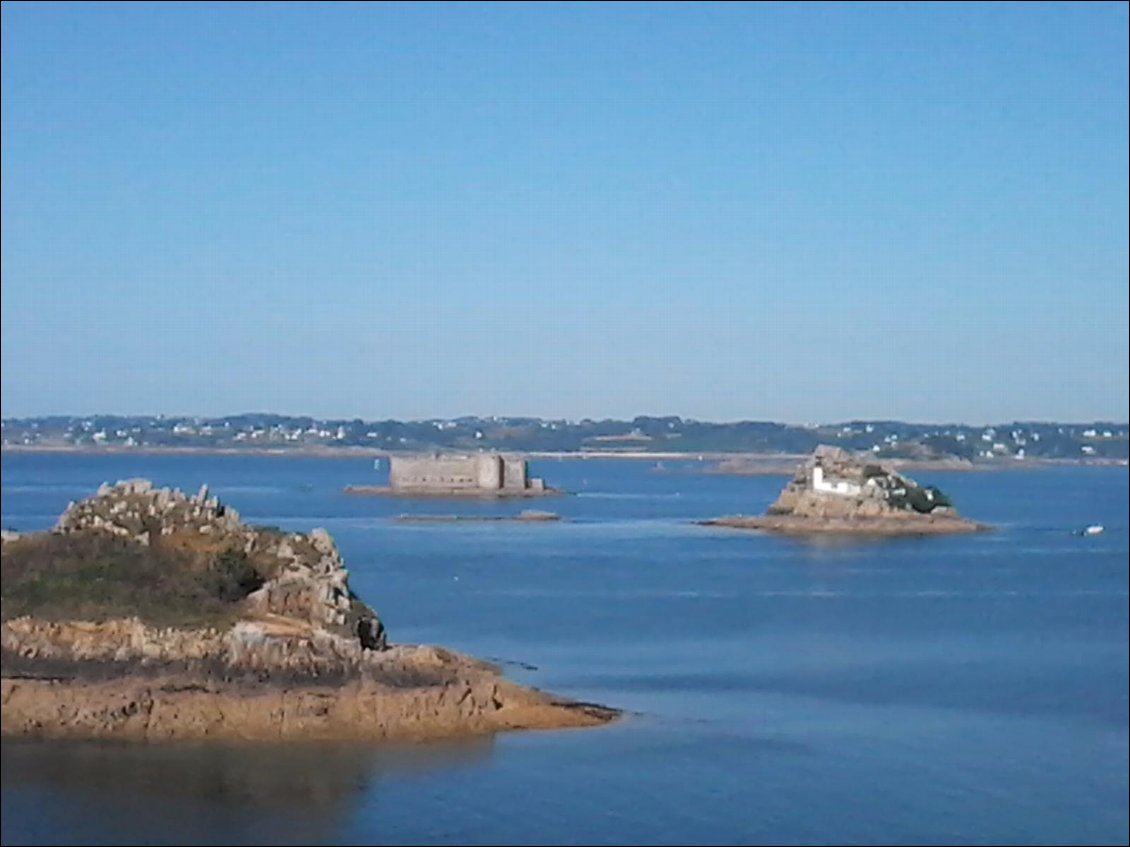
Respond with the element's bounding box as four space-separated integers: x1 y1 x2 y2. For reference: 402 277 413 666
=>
811 465 863 496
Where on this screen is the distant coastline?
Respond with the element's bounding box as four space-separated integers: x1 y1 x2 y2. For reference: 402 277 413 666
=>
0 444 739 461
1 443 1126 469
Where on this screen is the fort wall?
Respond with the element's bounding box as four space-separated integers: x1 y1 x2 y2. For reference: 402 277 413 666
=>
387 454 549 496
388 455 488 491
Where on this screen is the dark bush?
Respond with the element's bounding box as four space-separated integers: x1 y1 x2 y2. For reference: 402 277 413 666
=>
211 550 266 602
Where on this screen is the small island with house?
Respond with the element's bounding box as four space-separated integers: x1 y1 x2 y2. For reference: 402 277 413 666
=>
701 445 988 536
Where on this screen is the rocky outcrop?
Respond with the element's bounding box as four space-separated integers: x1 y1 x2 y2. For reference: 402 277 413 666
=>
702 446 987 536
58 479 242 540
1 481 619 742
52 479 353 631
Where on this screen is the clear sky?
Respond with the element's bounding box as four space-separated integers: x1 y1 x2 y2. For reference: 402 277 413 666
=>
2 2 1127 425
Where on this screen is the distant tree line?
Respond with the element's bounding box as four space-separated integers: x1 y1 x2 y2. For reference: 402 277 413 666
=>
2 415 1126 460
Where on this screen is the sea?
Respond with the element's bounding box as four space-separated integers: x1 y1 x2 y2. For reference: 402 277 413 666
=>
1 453 1127 846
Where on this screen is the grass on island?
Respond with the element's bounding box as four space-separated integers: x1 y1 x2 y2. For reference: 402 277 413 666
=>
0 531 274 628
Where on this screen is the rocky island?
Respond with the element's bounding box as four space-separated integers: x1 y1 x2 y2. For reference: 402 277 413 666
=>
0 481 617 743
701 446 988 536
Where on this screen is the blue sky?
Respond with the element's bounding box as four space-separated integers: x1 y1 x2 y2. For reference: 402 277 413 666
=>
2 2 1127 424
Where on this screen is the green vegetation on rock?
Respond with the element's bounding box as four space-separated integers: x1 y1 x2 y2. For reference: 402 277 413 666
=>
1 532 272 627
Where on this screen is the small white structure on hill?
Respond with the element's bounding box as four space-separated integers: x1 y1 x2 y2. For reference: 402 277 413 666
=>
811 464 863 497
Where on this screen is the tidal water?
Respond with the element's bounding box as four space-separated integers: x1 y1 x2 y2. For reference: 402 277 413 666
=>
1 453 1127 846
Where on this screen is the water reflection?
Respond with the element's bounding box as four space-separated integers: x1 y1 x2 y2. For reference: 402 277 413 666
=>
1 736 494 846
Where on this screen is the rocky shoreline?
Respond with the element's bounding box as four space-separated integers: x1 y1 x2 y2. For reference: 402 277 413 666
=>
1 621 614 743
700 514 988 536
0 481 618 743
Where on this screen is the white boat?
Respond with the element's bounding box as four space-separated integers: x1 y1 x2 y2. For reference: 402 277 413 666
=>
1082 524 1104 536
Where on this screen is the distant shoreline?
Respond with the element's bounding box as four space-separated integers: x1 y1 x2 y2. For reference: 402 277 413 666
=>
0 445 781 461
0 444 1125 469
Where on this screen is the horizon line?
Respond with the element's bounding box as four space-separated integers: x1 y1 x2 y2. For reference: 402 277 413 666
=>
2 412 1127 428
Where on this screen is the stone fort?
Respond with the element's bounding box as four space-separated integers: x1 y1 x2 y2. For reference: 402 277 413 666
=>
388 453 548 495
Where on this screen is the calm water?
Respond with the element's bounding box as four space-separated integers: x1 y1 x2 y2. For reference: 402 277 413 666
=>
1 454 1127 846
